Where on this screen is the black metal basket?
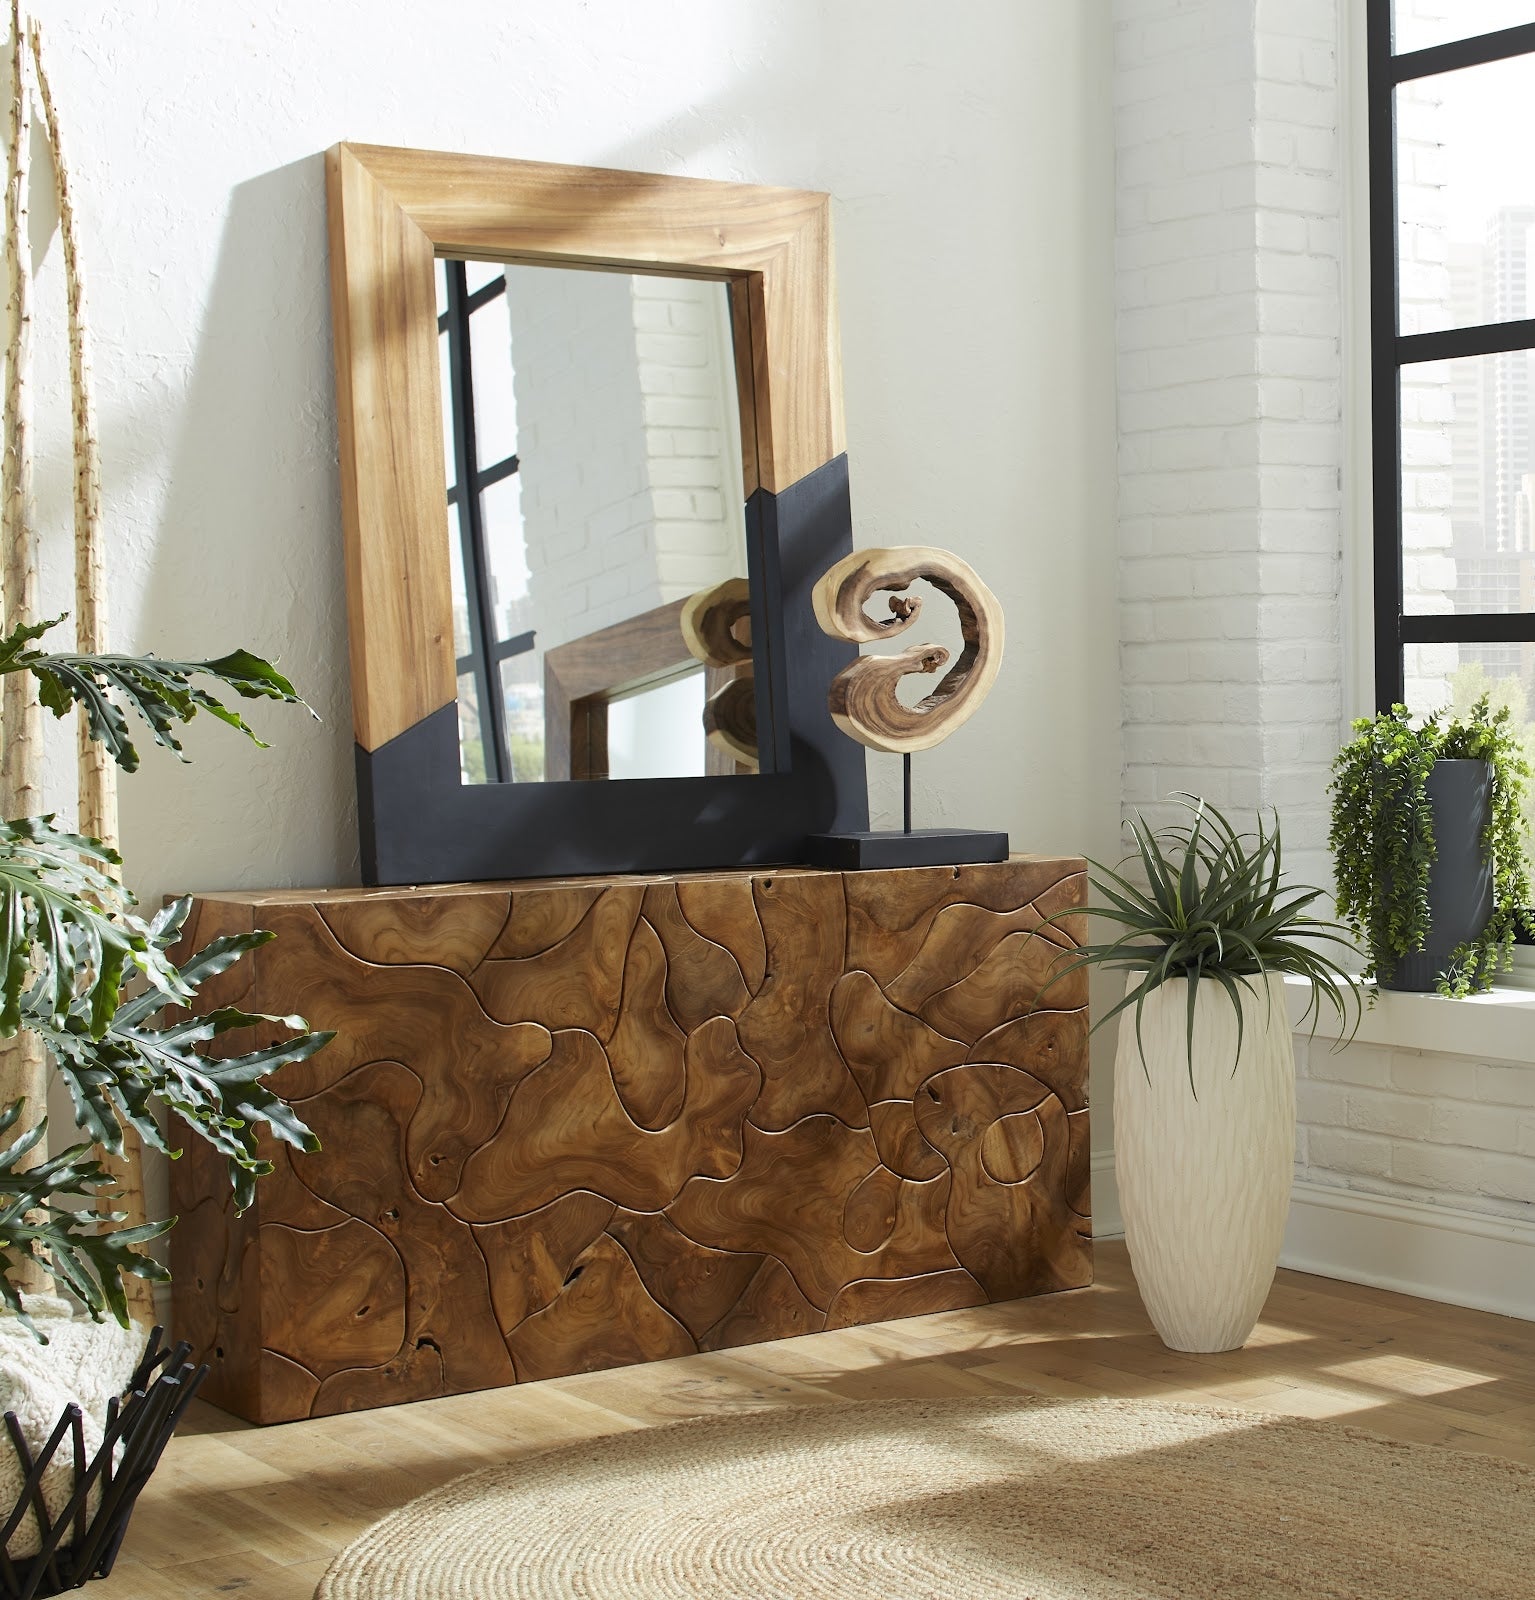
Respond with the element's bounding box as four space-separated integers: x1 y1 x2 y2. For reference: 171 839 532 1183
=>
0 1326 207 1599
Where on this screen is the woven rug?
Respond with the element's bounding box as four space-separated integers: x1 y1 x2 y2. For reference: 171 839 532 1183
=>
316 1395 1534 1599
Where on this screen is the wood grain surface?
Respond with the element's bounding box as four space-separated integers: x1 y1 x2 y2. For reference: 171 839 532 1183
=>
336 144 843 498
170 858 1089 1424
328 143 844 752
325 145 457 752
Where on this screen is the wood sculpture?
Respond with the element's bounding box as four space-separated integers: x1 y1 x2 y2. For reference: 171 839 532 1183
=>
170 857 1091 1424
681 576 758 771
807 546 1008 870
812 546 1003 754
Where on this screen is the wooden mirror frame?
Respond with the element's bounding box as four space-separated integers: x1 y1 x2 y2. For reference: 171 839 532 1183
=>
326 142 867 884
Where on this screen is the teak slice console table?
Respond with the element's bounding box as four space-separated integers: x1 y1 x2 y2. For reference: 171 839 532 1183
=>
171 856 1091 1423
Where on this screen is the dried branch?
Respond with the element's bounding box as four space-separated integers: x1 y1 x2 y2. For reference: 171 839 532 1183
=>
28 20 115 856
0 0 45 1289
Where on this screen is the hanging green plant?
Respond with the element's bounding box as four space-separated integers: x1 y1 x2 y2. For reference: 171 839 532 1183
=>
1329 696 1534 996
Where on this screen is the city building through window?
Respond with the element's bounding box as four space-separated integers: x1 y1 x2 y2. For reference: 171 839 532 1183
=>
1370 4 1535 736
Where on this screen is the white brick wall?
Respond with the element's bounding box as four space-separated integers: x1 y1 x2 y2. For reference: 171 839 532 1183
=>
509 268 746 654
1114 0 1535 1261
633 275 749 603
510 266 657 651
1115 0 1342 887
1296 1033 1535 1222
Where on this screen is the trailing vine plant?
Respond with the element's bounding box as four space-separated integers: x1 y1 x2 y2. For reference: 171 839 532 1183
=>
1329 695 1534 996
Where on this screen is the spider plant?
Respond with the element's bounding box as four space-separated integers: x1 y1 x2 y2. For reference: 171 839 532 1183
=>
1039 796 1361 1089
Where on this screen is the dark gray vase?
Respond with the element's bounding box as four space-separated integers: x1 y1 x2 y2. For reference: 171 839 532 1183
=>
1383 758 1493 992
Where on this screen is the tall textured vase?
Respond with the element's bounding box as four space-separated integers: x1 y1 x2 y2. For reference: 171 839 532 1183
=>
1114 973 1295 1353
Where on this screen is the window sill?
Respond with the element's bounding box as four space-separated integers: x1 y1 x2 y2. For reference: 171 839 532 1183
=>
1281 972 1535 1066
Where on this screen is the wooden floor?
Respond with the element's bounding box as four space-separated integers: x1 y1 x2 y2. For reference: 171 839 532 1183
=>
95 1241 1535 1598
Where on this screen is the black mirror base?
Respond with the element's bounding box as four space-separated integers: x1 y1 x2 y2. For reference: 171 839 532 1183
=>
804 828 1010 871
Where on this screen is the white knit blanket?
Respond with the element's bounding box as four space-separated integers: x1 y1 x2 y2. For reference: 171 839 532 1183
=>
0 1303 145 1559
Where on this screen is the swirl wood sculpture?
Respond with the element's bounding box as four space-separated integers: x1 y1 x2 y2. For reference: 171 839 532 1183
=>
812 547 1004 754
681 576 758 771
169 858 1090 1423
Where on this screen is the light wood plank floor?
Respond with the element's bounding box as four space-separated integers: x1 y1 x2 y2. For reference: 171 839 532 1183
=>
94 1242 1535 1598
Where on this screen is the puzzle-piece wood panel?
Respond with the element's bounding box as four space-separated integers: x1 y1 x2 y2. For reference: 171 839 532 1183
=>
171 858 1091 1423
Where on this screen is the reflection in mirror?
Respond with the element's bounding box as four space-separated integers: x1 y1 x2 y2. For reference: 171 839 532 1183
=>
435 259 756 784
608 674 708 781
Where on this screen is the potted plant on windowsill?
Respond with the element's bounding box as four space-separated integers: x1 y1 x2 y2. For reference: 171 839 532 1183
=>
1038 797 1360 1354
1329 696 1533 996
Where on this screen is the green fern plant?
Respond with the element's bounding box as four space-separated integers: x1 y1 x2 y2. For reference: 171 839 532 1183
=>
1329 696 1533 996
1038 796 1361 1088
0 617 331 1333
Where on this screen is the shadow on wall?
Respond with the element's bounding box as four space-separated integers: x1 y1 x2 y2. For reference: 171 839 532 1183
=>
118 89 805 908
120 154 359 907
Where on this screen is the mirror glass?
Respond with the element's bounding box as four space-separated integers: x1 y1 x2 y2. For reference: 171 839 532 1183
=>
435 258 757 784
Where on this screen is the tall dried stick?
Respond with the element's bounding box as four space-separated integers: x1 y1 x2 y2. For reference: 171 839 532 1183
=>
29 22 115 854
1 1 36 812
29 21 149 1319
0 1 45 1291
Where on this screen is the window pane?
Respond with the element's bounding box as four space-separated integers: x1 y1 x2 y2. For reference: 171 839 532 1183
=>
500 652 544 783
1394 3 1535 54
440 329 457 493
1400 352 1535 616
1397 53 1535 335
464 260 505 296
447 503 471 661
469 290 517 467
481 474 533 642
435 259 448 318
1403 645 1535 875
456 671 488 785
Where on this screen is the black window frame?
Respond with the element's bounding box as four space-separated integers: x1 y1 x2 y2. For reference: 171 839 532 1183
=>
1368 4 1535 708
439 259 536 784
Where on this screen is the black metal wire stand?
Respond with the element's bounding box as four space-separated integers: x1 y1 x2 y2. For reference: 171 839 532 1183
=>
0 1326 207 1599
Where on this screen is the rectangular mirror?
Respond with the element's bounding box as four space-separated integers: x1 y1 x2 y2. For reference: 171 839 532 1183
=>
327 143 868 884
435 259 756 785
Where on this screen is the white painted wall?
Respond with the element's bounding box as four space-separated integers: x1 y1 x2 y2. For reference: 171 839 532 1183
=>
15 2 1121 1150
25 0 1119 880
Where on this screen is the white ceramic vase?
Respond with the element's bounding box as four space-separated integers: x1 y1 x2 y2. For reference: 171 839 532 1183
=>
1114 972 1295 1353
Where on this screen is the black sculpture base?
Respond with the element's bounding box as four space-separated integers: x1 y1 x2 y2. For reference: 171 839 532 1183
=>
804 828 1010 871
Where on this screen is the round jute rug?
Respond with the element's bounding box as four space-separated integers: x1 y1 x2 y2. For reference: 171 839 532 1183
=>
316 1396 1534 1599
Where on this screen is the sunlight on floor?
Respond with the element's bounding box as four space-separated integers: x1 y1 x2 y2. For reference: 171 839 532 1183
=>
1242 1320 1320 1347
1322 1354 1501 1396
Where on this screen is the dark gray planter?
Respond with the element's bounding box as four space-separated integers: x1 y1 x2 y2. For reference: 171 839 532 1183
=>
1383 758 1493 992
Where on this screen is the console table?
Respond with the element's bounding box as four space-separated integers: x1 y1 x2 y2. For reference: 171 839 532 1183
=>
171 856 1090 1423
